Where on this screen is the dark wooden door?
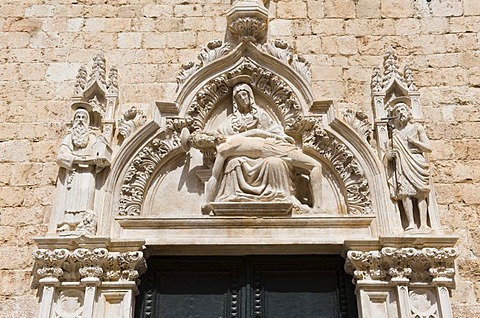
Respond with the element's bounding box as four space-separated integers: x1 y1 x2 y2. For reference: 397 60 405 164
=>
135 256 357 318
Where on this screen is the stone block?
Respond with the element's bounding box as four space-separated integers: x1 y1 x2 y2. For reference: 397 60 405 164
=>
0 187 26 208
25 5 55 17
307 0 324 19
311 66 343 81
381 0 413 18
45 62 79 83
174 4 204 17
337 36 357 55
118 32 142 48
4 18 42 33
464 0 480 16
118 5 141 18
296 35 322 54
0 140 30 163
142 4 173 18
269 19 292 37
356 0 381 18
0 270 32 295
83 17 106 32
10 163 44 187
431 0 463 17
165 31 197 49
324 0 355 18
312 19 344 35
277 1 308 19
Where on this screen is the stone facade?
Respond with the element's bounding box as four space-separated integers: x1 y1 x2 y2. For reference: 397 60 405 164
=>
1 0 480 317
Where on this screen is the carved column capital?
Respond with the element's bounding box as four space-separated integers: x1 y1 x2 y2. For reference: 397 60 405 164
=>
33 247 146 284
345 247 458 286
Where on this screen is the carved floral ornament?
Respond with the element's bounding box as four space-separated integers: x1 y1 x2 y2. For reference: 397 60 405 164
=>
32 248 146 284
117 118 373 216
345 247 458 284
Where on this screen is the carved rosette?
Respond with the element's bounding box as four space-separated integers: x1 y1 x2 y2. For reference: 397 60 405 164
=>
118 118 185 216
303 121 372 214
186 59 302 134
33 248 146 284
345 247 458 285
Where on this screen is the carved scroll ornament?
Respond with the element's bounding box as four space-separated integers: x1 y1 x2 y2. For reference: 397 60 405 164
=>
118 118 185 216
303 121 373 214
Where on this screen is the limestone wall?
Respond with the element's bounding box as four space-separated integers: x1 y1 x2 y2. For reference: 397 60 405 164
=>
1 0 479 316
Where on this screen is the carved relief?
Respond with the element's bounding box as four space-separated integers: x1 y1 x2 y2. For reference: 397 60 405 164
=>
384 99 432 232
54 289 84 318
186 82 322 214
261 39 311 83
55 108 111 235
117 106 147 141
303 121 372 214
343 109 372 143
118 118 184 216
409 289 438 318
186 59 302 134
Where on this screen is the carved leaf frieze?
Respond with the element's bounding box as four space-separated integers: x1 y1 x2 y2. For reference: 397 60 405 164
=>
345 247 458 285
33 248 146 284
303 122 372 214
118 118 185 216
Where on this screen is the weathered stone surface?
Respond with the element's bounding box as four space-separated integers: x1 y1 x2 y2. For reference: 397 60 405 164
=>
0 0 479 316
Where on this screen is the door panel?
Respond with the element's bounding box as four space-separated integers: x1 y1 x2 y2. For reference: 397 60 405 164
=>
135 256 357 318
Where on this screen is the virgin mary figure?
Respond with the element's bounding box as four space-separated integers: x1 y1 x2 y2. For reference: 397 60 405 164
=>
203 83 323 211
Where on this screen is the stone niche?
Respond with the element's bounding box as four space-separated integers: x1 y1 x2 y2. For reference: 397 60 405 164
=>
33 1 458 317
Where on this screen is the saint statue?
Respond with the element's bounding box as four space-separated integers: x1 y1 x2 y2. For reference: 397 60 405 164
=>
55 107 110 233
203 83 322 212
385 100 432 231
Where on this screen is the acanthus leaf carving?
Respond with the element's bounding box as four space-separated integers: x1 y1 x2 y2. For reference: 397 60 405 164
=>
73 66 88 96
346 247 458 285
118 118 185 216
228 16 266 43
198 40 233 67
342 109 372 143
117 106 147 141
303 121 372 215
33 247 146 284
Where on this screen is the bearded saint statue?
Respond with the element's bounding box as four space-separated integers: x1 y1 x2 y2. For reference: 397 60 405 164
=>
54 107 110 234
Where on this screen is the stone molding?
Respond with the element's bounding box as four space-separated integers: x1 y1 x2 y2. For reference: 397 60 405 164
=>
345 247 457 285
33 247 145 285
